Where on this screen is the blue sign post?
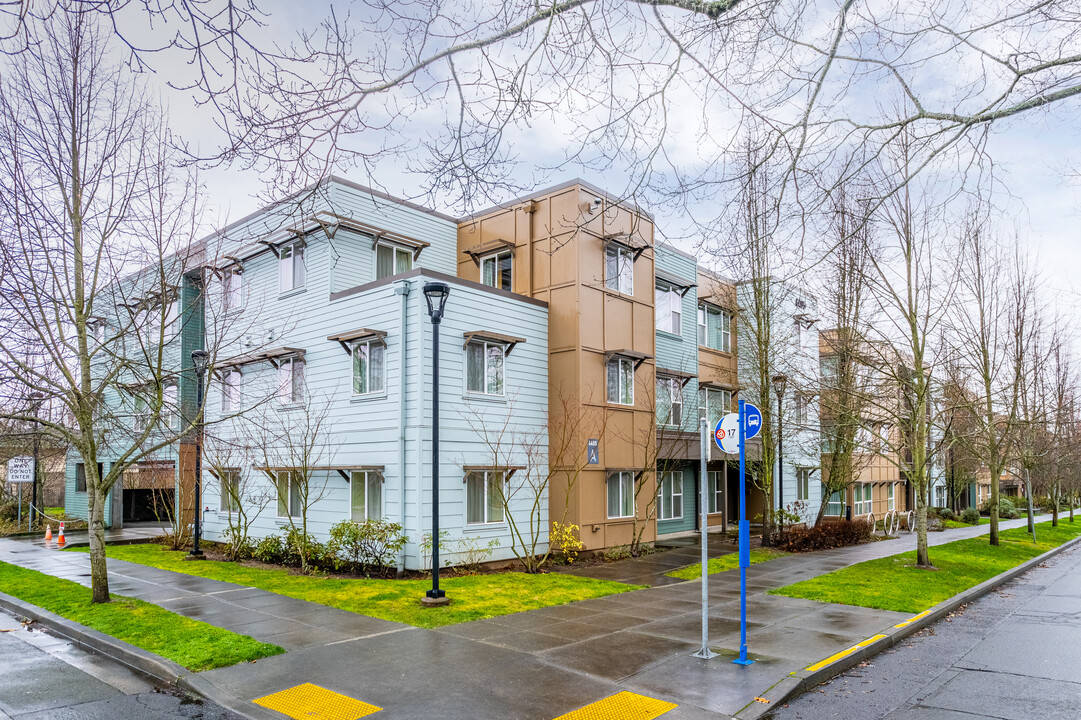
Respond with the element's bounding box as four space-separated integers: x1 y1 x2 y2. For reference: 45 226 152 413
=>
734 400 762 666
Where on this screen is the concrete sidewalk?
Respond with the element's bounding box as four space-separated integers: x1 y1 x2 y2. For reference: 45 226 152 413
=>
0 515 1054 720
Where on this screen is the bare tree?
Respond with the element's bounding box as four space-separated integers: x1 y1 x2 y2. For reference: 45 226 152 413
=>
0 11 210 603
202 432 273 561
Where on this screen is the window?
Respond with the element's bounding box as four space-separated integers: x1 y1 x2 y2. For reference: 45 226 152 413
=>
350 471 383 521
132 393 149 432
794 393 807 426
221 370 242 413
481 251 513 290
164 301 179 338
279 242 306 293
224 272 242 313
87 319 105 346
466 470 505 524
797 468 811 501
826 491 843 516
707 470 724 514
699 387 733 430
656 377 683 427
74 462 102 492
655 284 681 334
162 383 178 429
604 244 634 294
219 469 240 513
278 357 305 404
466 341 505 396
606 356 634 405
853 483 872 515
657 471 683 520
376 243 412 280
878 424 891 450
698 304 731 352
935 485 946 508
276 470 302 518
887 482 895 511
606 471 634 518
352 340 386 395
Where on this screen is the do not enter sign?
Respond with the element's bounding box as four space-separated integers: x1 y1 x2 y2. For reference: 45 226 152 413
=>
714 413 741 454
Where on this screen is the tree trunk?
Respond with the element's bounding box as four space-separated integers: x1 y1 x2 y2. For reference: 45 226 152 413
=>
1025 468 1035 535
87 487 110 603
915 503 930 567
1052 483 1059 527
989 467 1000 546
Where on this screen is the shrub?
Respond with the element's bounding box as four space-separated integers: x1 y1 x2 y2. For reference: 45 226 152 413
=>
776 520 871 552
222 525 254 561
939 507 955 521
961 507 980 524
252 533 287 564
550 522 584 564
449 535 499 574
328 519 408 575
0 498 18 523
978 497 1017 518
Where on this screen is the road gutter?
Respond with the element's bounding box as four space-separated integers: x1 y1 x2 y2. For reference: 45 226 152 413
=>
734 532 1081 720
0 590 280 720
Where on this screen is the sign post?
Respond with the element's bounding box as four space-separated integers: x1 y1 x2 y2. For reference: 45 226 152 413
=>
734 401 762 666
693 417 718 659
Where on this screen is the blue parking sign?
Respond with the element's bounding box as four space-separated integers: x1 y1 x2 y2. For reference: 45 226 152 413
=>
743 402 763 440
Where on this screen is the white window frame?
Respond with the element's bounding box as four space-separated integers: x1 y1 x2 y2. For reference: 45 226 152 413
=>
480 250 513 290
219 469 241 513
162 383 178 430
854 483 872 515
699 387 733 430
278 356 305 405
465 340 506 397
698 304 732 353
279 242 306 293
826 491 844 516
221 370 242 413
606 356 635 406
887 482 895 511
164 300 179 338
275 470 302 518
604 244 634 295
224 271 242 313
466 470 506 525
656 376 683 427
350 471 383 522
87 319 106 346
352 340 386 396
606 471 635 519
376 242 413 280
935 485 946 508
796 468 811 501
707 470 724 514
655 283 681 335
657 470 683 521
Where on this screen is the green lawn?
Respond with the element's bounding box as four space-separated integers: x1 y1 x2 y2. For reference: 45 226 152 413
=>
0 561 282 671
941 517 991 529
666 548 789 580
75 544 642 629
770 521 1081 614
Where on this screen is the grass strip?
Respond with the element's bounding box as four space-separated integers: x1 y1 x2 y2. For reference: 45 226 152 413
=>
666 548 789 580
0 561 283 671
769 521 1081 614
941 518 991 529
73 544 642 629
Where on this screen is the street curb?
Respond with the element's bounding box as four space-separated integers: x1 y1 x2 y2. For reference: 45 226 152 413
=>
0 590 281 720
733 531 1081 719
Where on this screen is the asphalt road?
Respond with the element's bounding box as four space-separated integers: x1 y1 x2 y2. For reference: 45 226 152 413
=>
0 610 242 720
768 536 1081 720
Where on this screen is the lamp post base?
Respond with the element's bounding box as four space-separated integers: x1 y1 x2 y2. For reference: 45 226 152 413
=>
420 594 451 608
184 551 206 561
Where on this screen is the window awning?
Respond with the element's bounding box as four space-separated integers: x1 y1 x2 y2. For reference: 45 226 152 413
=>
219 346 305 370
655 271 696 297
462 237 516 265
604 349 654 370
255 465 385 483
327 328 387 355
602 232 650 261
462 464 526 481
463 330 526 355
657 367 697 387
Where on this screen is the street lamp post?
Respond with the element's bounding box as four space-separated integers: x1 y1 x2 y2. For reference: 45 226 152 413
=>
771 374 787 533
188 350 209 559
29 393 44 530
422 282 451 607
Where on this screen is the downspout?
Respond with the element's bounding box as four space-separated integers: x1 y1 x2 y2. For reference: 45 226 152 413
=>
395 279 410 573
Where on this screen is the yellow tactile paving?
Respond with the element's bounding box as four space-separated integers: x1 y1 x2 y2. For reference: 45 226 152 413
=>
253 683 381 720
804 633 888 673
893 609 932 629
552 691 677 720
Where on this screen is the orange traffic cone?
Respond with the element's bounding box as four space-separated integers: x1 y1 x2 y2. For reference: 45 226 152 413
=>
57 522 66 547
44 525 52 542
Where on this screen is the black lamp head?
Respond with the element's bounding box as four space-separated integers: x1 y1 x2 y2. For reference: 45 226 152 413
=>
423 282 450 323
191 349 210 374
771 373 788 397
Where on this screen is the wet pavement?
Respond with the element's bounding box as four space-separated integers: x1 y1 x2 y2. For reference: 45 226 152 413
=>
0 515 1054 719
553 532 740 586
